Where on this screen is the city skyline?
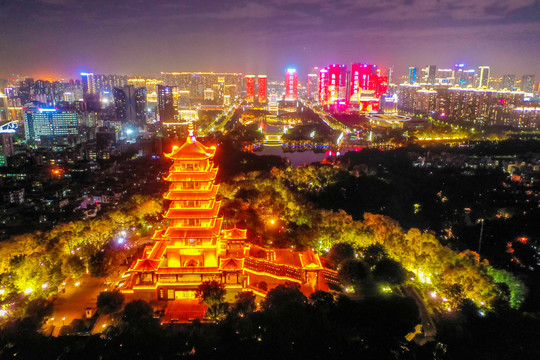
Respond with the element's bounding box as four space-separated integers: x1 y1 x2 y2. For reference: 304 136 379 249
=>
1 0 539 79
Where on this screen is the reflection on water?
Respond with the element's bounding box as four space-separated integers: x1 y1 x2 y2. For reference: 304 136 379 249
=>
254 144 337 167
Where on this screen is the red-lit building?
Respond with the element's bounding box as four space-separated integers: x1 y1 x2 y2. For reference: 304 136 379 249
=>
257 75 267 103
245 75 255 103
318 68 329 104
285 69 298 101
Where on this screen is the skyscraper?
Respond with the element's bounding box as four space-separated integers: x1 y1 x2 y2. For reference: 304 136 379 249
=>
307 73 318 100
502 75 516 90
113 85 147 125
285 69 298 101
318 68 328 104
478 66 490 88
408 67 417 85
521 75 535 93
326 64 346 104
157 85 176 123
257 75 267 103
245 75 255 103
427 65 437 85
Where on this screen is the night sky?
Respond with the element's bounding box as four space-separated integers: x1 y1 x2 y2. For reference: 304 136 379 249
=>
0 0 539 80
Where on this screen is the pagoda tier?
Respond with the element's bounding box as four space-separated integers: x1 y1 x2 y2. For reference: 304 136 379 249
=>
163 167 219 182
163 185 219 201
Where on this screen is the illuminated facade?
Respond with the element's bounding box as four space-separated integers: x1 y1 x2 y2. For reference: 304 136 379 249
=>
245 75 255 103
285 69 298 101
23 107 79 142
123 125 331 305
318 69 328 104
257 75 267 103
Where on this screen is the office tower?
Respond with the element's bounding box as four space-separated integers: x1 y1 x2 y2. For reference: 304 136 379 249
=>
324 64 346 104
257 75 267 103
216 77 225 104
427 65 437 85
157 85 176 123
245 75 255 103
285 69 298 101
521 75 535 93
408 67 417 84
0 133 14 167
307 73 318 100
23 107 79 142
454 64 465 86
478 66 490 88
318 68 329 104
113 85 147 124
0 92 7 122
502 75 516 90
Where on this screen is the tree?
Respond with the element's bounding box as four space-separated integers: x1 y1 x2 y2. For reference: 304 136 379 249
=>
195 281 227 320
261 282 307 312
361 243 388 267
230 291 256 317
328 243 355 269
97 291 125 315
61 255 86 279
372 258 406 286
115 299 160 336
338 259 370 293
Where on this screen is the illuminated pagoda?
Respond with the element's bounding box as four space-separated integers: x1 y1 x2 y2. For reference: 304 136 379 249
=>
122 123 333 306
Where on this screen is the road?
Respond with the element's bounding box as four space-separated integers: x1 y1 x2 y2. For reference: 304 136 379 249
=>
48 270 125 337
403 286 437 343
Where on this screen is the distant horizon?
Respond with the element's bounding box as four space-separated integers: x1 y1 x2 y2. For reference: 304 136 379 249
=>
0 62 537 84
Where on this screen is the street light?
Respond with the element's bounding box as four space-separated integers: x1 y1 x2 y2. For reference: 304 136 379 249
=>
62 317 66 326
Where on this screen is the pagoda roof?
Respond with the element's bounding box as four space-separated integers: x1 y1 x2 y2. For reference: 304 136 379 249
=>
164 201 221 219
163 167 219 182
224 226 247 240
299 248 323 269
164 185 219 201
130 259 160 272
164 218 223 238
219 258 244 271
165 135 216 160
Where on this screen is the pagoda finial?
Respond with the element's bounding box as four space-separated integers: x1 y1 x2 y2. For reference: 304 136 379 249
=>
188 121 195 137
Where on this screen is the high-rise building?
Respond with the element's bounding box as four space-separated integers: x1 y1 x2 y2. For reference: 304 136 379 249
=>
0 133 14 167
285 69 298 101
113 85 147 124
408 67 417 84
502 75 516 90
245 75 255 103
325 64 346 105
0 92 8 122
521 75 535 93
318 68 329 104
23 107 79 142
257 75 267 103
478 66 490 88
157 85 176 123
307 73 318 100
427 65 437 85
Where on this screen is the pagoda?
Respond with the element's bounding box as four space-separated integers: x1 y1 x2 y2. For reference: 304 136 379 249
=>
122 124 332 306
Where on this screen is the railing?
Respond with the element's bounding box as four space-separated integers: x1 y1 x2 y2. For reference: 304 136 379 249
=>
322 269 340 285
244 257 304 281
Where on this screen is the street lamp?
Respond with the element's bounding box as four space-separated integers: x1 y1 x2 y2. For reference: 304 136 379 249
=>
62 317 66 326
